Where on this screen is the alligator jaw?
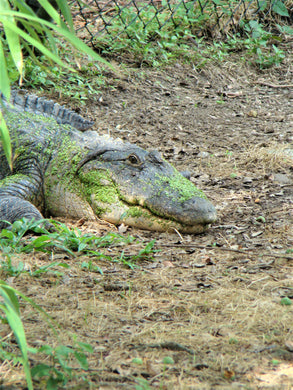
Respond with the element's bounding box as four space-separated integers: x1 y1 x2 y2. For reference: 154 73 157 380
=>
93 198 216 233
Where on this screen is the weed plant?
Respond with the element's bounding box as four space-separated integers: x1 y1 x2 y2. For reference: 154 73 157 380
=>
0 280 94 389
0 218 157 389
3 0 291 98
4 51 105 103
0 218 156 277
93 0 291 69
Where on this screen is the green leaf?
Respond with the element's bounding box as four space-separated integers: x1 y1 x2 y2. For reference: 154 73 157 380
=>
56 345 73 358
0 284 20 314
47 376 64 390
272 359 280 366
30 235 52 247
0 111 12 171
56 0 74 31
162 356 174 364
272 1 289 17
32 0 61 24
0 229 14 239
31 363 52 378
73 351 89 370
77 341 94 353
132 357 143 365
258 1 268 12
38 345 54 355
0 10 113 68
1 0 23 75
0 18 73 70
277 24 293 35
0 44 10 100
280 297 292 306
0 283 33 390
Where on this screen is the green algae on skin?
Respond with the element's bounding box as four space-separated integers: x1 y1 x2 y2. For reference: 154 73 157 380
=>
125 206 144 219
79 170 118 205
125 206 171 226
2 107 216 232
4 110 70 139
54 137 82 171
0 173 28 186
154 170 206 202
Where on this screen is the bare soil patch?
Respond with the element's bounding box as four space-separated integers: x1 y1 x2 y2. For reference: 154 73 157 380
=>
1 52 293 389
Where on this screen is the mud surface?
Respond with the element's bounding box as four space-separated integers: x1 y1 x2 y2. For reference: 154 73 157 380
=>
1 55 293 389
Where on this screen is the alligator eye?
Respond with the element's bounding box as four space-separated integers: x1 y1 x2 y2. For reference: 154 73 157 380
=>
127 154 141 166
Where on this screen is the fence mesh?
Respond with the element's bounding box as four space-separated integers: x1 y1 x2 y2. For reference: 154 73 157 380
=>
69 0 292 48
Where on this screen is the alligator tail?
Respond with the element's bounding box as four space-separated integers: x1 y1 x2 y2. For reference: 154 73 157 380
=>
1 89 94 131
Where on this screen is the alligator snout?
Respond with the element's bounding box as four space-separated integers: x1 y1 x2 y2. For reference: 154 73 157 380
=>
145 193 216 228
173 196 217 226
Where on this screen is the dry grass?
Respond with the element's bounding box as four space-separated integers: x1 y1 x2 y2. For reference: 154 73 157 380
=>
1 56 293 388
243 144 293 172
1 219 292 388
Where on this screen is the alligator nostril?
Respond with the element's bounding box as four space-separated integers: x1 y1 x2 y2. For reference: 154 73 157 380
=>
148 150 164 163
179 197 217 225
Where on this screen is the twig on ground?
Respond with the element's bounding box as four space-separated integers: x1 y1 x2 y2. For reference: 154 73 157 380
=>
253 81 293 88
159 243 293 260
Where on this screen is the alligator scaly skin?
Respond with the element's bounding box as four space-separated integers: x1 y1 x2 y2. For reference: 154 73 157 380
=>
0 90 217 232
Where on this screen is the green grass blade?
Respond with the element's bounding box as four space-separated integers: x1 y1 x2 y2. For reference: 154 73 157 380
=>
0 111 12 171
0 39 11 101
52 24 111 66
56 0 74 31
33 0 61 24
0 280 59 333
1 19 73 70
4 27 23 75
1 0 23 75
0 284 33 390
0 10 113 68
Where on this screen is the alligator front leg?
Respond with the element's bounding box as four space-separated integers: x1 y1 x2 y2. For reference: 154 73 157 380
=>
0 174 44 229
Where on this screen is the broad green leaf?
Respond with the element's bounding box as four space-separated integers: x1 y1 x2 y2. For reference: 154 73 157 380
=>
77 341 94 353
38 345 54 355
47 377 63 390
280 297 292 306
29 235 52 247
56 345 73 357
132 357 143 365
73 351 89 370
277 24 293 35
31 363 52 378
272 1 289 17
258 0 268 12
162 356 175 364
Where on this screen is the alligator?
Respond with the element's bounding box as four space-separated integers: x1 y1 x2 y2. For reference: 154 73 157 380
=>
0 90 217 233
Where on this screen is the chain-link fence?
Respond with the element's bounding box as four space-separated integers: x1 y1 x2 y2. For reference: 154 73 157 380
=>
69 0 292 47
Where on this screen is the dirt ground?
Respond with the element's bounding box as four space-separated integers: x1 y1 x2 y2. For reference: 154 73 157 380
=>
1 51 293 389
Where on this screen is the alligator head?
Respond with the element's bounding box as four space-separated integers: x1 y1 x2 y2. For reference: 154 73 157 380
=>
68 139 217 233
